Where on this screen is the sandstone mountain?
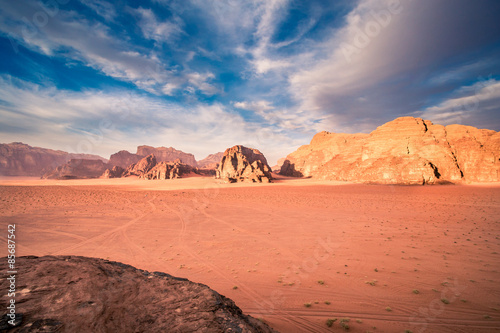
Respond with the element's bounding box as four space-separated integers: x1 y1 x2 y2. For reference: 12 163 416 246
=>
0 256 275 333
123 154 157 177
137 145 198 167
216 145 272 183
108 150 143 169
0 142 107 177
198 152 224 169
42 159 110 180
108 145 198 169
108 154 213 179
280 117 500 184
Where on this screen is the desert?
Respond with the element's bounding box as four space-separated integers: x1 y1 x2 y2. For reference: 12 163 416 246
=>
1 175 499 332
2 1 500 332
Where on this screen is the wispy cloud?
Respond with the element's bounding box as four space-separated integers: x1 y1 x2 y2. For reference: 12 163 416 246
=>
0 75 298 162
416 79 500 127
80 0 117 22
135 7 184 43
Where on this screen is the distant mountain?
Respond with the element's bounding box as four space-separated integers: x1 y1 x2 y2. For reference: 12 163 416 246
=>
0 142 107 177
197 152 224 169
109 146 198 168
42 159 109 179
279 117 500 184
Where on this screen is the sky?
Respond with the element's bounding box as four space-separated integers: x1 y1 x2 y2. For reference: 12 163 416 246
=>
0 0 499 164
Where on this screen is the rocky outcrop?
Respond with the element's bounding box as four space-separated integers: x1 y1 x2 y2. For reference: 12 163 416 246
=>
144 160 195 180
0 142 107 177
116 155 206 179
108 150 142 169
198 152 224 169
101 165 125 179
137 145 197 167
123 154 157 177
42 159 109 179
0 256 276 333
280 117 500 184
216 145 273 183
272 158 286 173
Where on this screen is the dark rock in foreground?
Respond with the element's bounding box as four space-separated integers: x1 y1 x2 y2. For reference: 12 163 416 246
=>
0 256 276 333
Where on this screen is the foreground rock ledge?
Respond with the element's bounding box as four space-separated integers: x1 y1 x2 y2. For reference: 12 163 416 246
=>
0 256 276 333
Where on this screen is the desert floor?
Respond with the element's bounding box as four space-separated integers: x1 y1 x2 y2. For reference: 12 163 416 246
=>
1 176 499 332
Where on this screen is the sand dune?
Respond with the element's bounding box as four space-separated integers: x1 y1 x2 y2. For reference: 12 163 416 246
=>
1 177 499 332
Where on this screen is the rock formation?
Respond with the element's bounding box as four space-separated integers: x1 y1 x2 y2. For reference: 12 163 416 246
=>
198 152 224 169
143 160 194 180
137 145 197 167
108 150 143 169
216 145 273 183
280 117 500 184
42 159 109 179
272 158 286 173
112 155 206 179
123 154 157 177
0 142 107 177
101 165 125 179
0 256 275 333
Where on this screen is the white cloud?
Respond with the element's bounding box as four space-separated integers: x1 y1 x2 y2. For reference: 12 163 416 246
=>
80 0 117 21
0 76 299 163
186 72 219 96
416 79 500 126
135 7 184 43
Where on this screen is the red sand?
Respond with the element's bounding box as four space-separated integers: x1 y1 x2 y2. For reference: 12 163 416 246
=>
1 177 499 332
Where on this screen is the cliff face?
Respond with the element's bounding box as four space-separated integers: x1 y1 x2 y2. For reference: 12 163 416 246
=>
216 145 273 183
108 150 143 169
0 142 107 177
136 145 197 167
280 117 500 184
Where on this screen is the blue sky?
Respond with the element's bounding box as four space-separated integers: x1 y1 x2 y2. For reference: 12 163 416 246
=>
1 0 499 164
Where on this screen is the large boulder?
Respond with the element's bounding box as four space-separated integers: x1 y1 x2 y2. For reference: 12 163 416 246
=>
42 159 109 179
280 117 500 184
0 256 276 333
216 145 272 183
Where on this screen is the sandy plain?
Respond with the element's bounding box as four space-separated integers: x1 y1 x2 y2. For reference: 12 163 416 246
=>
1 176 499 332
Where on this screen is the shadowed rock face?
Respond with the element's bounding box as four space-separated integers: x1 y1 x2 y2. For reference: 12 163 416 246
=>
279 117 500 184
0 142 107 177
42 159 109 179
216 146 272 183
0 256 277 333
123 154 157 177
101 165 125 179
